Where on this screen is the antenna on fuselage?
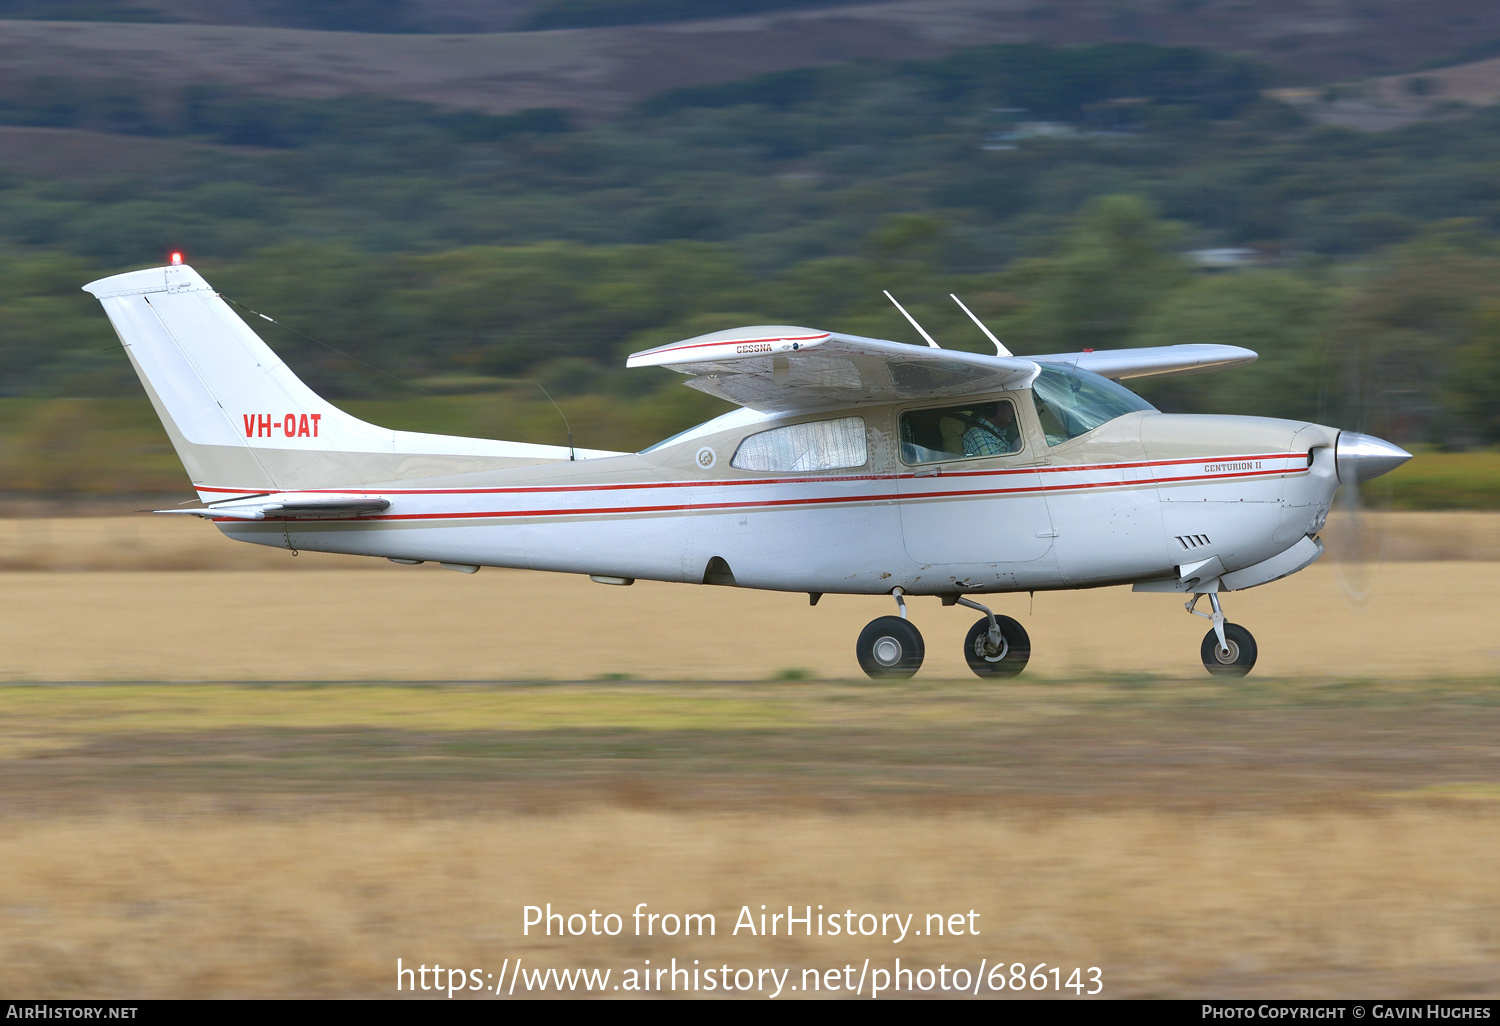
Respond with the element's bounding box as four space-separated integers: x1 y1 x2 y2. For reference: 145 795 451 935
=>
883 290 940 348
536 382 575 461
950 294 1012 357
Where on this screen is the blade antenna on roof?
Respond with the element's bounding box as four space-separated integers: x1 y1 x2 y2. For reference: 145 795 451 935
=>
536 382 575 461
950 294 1012 357
883 290 940 348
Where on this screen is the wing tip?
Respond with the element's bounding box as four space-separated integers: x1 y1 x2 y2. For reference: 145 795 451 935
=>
627 325 830 368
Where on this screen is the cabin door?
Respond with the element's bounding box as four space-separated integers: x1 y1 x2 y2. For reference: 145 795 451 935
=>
894 397 1055 565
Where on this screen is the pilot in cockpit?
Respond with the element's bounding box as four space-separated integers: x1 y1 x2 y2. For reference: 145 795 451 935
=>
961 401 1020 457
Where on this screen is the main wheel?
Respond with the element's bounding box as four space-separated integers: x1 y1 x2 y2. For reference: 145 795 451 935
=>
963 615 1031 678
856 616 924 680
1200 623 1257 677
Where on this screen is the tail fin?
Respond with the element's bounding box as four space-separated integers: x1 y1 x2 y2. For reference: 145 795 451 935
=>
84 263 617 498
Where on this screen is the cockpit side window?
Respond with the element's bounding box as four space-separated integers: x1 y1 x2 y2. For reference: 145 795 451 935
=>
899 399 1023 465
730 416 867 472
1030 363 1156 446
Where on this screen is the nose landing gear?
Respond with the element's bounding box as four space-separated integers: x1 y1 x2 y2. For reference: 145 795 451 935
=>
1187 592 1257 677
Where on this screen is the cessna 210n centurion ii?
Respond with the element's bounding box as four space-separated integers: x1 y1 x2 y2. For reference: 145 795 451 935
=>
84 261 1411 679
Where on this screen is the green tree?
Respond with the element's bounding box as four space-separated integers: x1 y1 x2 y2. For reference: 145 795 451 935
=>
1130 270 1331 420
1449 303 1500 444
1322 228 1500 443
1000 196 1186 353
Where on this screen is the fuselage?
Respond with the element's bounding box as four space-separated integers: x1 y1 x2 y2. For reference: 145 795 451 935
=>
214 377 1343 597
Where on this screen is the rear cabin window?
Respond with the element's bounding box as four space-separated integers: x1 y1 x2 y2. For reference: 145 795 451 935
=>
899 399 1023 465
731 417 867 473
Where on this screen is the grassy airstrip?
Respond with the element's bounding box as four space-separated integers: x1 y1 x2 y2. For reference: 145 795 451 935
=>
1 514 1498 998
1 679 1499 997
3 677 1500 811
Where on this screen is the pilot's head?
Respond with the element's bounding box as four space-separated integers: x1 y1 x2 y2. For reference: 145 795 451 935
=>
980 402 1013 425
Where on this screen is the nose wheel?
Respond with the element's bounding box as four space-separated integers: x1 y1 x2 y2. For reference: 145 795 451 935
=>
1200 623 1257 676
1187 593 1258 677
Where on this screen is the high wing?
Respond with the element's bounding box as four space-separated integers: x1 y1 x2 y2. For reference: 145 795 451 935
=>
628 326 1257 412
154 493 391 521
626 326 1040 413
1023 343 1256 380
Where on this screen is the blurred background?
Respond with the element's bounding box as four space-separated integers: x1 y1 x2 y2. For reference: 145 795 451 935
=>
1 0 1499 510
5 3 1500 1001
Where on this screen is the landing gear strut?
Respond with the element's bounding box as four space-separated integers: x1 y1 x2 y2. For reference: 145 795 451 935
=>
954 596 1030 678
1187 592 1257 677
855 589 924 679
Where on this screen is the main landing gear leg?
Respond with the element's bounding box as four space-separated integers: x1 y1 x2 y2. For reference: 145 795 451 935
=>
1187 592 1258 678
855 589 924 680
954 596 1030 679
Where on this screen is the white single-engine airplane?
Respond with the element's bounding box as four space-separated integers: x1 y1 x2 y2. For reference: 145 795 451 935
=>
84 261 1411 679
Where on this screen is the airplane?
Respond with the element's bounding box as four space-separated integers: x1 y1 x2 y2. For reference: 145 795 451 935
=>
82 259 1411 680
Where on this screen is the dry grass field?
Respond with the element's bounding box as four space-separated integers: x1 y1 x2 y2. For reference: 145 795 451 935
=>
1 513 1498 998
6 560 1500 681
0 680 1498 998
3 808 1499 998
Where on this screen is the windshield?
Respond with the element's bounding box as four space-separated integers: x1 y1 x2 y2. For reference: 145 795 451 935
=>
1030 363 1155 446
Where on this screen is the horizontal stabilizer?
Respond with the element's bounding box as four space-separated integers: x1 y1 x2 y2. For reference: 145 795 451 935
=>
155 493 391 521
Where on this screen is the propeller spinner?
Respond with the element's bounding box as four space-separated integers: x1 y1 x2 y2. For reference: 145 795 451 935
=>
1335 431 1413 484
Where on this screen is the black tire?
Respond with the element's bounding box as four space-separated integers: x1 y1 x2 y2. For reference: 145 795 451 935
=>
963 615 1031 678
1200 623 1257 678
856 616 924 680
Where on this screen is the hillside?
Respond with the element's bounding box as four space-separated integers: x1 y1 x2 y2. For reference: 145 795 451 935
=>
1272 55 1500 130
0 125 257 180
7 1 1500 123
3 36 1500 451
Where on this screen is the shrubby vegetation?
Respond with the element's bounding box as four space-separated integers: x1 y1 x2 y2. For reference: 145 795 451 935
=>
10 199 1500 451
3 40 1500 474
0 41 1425 271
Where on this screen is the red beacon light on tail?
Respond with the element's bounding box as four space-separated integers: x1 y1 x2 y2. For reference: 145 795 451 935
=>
169 251 184 266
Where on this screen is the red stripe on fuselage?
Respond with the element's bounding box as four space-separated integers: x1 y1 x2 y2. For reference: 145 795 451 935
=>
196 452 1297 498
211 462 1307 524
